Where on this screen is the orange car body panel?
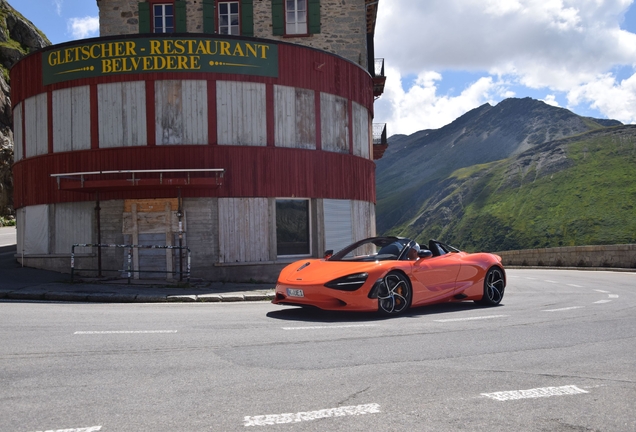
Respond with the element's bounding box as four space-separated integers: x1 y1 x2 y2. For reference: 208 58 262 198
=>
272 250 505 312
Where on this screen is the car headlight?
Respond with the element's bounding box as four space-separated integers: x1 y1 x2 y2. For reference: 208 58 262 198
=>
324 273 369 291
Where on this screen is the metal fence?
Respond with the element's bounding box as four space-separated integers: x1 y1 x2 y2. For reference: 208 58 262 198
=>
71 243 191 284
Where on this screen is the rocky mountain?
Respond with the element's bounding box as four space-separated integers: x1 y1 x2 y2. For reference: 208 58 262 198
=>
376 97 631 251
0 0 50 220
376 98 621 231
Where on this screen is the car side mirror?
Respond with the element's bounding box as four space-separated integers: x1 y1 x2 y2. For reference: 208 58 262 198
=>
418 249 433 258
324 250 334 259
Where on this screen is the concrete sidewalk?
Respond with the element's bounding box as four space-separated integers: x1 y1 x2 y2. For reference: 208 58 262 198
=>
0 234 276 303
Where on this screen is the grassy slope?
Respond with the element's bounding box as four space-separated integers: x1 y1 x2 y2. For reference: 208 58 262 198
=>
390 128 636 252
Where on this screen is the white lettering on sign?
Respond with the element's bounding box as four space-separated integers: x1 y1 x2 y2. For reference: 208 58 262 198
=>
482 385 588 401
244 403 381 427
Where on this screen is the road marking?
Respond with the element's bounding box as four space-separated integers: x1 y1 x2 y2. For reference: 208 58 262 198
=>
544 280 558 283
608 294 619 299
594 289 610 293
482 385 588 401
282 324 378 330
434 315 507 323
567 284 583 288
74 330 178 335
542 306 584 312
244 403 381 427
525 277 537 280
30 427 102 432
594 300 612 304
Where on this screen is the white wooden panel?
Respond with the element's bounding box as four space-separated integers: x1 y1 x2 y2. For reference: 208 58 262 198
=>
182 80 208 144
320 93 349 153
98 82 147 148
218 198 269 263
53 86 91 153
217 81 266 146
13 102 23 162
274 85 315 149
352 102 370 159
155 80 183 145
323 199 353 253
352 200 376 242
24 94 48 158
24 204 49 254
54 202 93 254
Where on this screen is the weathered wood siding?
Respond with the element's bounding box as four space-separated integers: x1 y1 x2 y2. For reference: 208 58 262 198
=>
13 102 23 162
98 82 147 148
24 204 49 254
352 102 370 159
52 86 91 153
217 81 267 146
183 198 218 271
352 200 375 241
218 198 270 263
320 93 349 153
155 80 208 145
323 199 353 253
54 202 93 254
274 85 316 149
24 94 48 158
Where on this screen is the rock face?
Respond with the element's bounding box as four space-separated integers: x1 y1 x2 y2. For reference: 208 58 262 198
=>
0 0 50 217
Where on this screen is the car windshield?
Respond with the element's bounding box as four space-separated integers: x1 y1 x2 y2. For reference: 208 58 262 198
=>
328 237 411 262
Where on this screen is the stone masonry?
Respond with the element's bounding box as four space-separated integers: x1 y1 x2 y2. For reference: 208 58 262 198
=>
97 0 369 66
497 244 636 269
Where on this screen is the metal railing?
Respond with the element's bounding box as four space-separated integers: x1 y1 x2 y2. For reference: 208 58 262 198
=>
373 123 387 146
71 243 191 284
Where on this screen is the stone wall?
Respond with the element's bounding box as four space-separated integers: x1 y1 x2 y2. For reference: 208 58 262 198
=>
97 0 368 66
497 244 636 269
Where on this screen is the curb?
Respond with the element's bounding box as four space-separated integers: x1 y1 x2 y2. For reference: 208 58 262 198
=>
0 290 276 303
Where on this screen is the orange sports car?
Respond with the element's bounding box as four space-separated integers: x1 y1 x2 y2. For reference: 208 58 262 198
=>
272 237 506 315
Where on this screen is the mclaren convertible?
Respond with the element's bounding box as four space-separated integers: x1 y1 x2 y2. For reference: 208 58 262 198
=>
272 237 506 315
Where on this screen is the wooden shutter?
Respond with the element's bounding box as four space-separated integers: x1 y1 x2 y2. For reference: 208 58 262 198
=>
203 0 216 33
271 0 284 36
308 0 320 34
241 0 254 36
176 0 187 32
138 2 151 34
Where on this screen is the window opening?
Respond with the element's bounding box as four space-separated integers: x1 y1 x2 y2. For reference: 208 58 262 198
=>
153 3 175 33
286 0 307 35
218 1 240 35
276 199 310 256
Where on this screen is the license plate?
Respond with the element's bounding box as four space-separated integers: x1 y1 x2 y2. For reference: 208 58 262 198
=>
287 288 304 298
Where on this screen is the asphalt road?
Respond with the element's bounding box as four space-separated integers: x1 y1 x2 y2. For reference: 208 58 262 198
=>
1 269 635 432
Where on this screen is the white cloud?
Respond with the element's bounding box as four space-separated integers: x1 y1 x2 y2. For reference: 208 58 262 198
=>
542 95 561 107
67 16 99 40
374 0 636 134
53 0 63 16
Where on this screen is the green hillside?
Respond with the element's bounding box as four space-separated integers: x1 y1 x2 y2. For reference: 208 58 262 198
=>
388 125 636 252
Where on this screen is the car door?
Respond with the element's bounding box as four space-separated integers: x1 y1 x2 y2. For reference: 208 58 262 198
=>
410 252 463 303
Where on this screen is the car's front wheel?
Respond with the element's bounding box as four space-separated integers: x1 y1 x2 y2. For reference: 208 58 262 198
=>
476 266 505 306
377 272 412 315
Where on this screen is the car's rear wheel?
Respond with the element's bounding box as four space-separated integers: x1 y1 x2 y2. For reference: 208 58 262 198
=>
378 272 412 315
476 266 505 306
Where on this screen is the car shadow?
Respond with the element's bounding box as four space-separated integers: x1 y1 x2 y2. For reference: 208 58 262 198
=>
266 301 504 323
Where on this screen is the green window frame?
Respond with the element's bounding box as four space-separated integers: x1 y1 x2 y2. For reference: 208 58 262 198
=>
202 0 254 36
138 1 186 34
272 0 320 36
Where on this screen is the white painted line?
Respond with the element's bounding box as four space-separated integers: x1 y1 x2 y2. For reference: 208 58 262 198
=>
30 426 102 432
74 330 178 335
282 324 378 331
567 284 583 288
482 385 588 401
434 315 507 323
608 294 619 299
542 306 584 312
525 277 537 280
244 403 381 427
594 289 610 293
544 280 558 284
594 300 612 304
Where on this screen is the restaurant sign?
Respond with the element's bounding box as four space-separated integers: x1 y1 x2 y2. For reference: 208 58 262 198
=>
43 37 279 85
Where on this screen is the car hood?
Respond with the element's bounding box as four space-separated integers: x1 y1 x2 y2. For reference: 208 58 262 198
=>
280 259 388 284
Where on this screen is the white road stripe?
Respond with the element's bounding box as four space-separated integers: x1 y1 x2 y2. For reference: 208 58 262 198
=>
434 315 507 323
30 427 101 432
544 280 558 283
608 294 619 299
282 324 378 330
525 277 537 280
567 284 583 287
482 385 588 401
244 403 381 427
542 306 584 312
594 289 610 293
594 300 612 304
74 330 178 335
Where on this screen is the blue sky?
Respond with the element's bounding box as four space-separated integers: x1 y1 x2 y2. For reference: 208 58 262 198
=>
10 0 636 136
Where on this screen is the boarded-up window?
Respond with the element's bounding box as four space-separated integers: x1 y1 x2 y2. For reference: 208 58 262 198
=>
323 199 352 254
321 93 349 154
53 86 91 153
155 80 208 145
274 85 316 149
217 81 267 146
218 198 270 262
